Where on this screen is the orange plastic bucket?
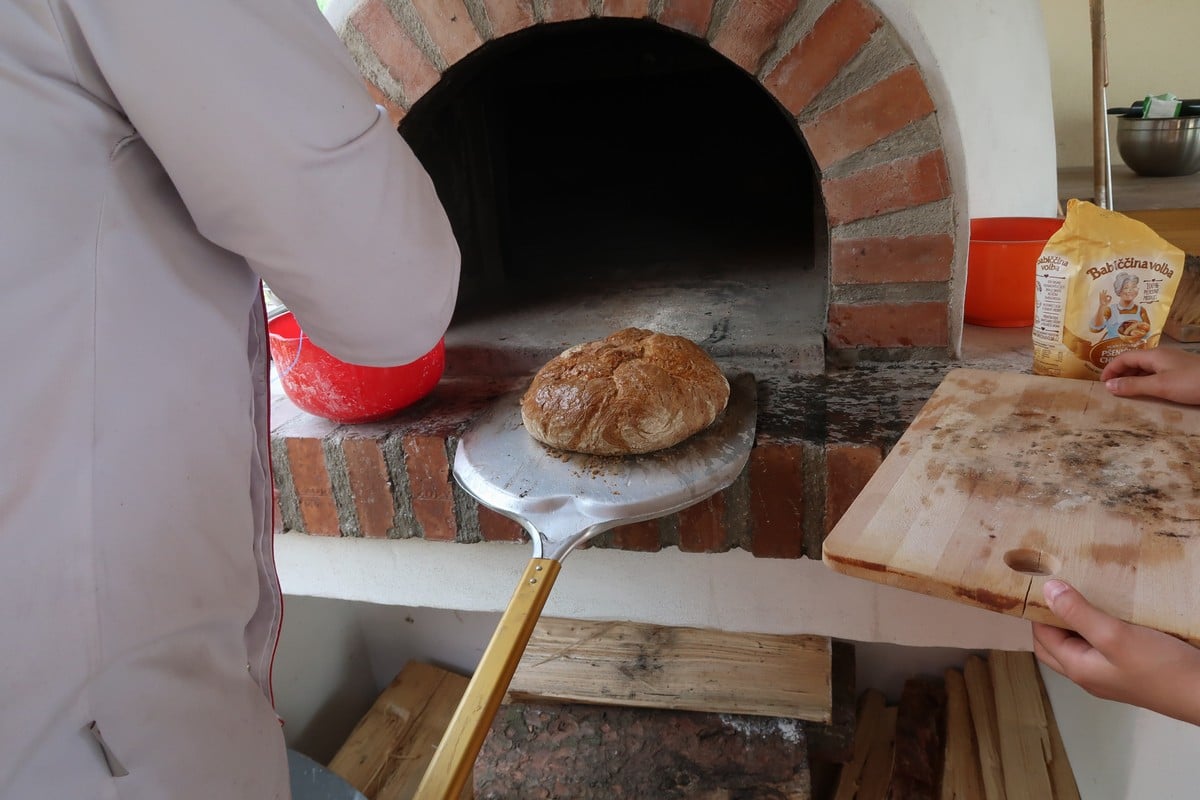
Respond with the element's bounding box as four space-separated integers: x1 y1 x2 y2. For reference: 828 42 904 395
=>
268 311 445 424
966 217 1064 327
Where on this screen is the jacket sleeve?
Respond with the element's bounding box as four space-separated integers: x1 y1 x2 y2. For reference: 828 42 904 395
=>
68 0 460 366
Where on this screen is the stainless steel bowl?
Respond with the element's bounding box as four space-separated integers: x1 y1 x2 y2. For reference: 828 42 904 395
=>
1116 116 1200 177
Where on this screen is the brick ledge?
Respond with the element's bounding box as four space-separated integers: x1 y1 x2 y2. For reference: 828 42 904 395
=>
270 328 1035 553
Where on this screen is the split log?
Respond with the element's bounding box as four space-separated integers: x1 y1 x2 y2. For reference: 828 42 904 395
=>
963 655 1006 800
990 650 1054 798
327 661 472 800
941 668 986 800
887 676 946 800
858 706 898 800
833 689 889 800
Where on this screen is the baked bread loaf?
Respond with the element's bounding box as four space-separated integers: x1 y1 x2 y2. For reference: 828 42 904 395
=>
521 328 729 455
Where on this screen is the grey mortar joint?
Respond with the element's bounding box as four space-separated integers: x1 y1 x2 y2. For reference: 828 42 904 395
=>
801 442 826 560
323 430 360 537
706 0 737 41
758 0 836 79
462 0 496 41
387 0 450 72
446 435 484 543
340 23 412 108
723 464 753 551
382 431 419 538
831 198 955 240
269 435 304 533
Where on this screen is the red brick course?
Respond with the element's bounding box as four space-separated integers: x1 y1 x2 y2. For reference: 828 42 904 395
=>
603 0 651 18
610 519 664 552
825 443 883 533
286 437 341 535
543 0 592 22
403 433 458 541
831 234 954 285
710 0 801 75
678 492 728 553
341 435 396 538
762 0 882 114
478 506 527 542
748 443 805 558
351 0 441 103
801 65 935 168
410 0 484 66
481 0 536 36
823 150 952 226
270 379 916 558
657 0 715 36
827 301 949 349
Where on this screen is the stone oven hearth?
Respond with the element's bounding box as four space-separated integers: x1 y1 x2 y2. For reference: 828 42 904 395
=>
271 0 973 558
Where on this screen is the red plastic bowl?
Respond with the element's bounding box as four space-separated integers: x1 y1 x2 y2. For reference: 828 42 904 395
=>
267 311 444 424
966 217 1064 327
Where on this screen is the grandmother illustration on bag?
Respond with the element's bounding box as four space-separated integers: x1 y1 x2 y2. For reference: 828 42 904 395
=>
1091 272 1152 344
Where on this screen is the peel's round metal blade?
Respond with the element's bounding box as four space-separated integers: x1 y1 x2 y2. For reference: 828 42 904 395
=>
454 374 757 550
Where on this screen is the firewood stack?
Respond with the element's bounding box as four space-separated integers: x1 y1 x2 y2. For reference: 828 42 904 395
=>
325 620 852 799
833 650 1079 800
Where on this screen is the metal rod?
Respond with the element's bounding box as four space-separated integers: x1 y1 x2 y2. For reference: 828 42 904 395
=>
1090 0 1114 209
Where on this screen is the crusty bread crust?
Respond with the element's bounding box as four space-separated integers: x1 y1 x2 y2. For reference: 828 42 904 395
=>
520 328 730 455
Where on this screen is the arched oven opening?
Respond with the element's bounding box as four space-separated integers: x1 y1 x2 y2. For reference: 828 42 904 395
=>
401 18 826 376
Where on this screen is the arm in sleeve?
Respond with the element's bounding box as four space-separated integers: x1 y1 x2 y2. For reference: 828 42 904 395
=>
71 0 460 365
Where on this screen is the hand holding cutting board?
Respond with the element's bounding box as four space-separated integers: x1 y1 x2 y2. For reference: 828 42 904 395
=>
1102 347 1200 406
824 360 1200 639
1034 579 1200 726
825 346 1200 734
1033 348 1200 725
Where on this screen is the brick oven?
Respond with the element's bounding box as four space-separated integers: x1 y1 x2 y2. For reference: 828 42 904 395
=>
270 0 973 558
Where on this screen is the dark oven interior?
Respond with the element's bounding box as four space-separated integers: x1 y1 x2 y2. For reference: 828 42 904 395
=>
400 18 827 377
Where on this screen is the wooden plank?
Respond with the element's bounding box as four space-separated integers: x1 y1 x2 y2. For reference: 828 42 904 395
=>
989 650 1054 799
1036 660 1082 800
505 617 833 722
834 690 888 800
963 655 1006 800
942 668 986 800
824 368 1200 644
859 706 898 800
888 676 946 800
474 702 811 798
328 661 472 800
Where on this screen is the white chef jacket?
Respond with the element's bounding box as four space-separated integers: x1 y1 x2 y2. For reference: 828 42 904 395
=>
0 0 459 797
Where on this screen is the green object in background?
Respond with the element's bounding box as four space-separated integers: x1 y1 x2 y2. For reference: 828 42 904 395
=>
1143 93 1182 119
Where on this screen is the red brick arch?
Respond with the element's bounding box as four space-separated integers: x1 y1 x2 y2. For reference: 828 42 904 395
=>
338 0 957 351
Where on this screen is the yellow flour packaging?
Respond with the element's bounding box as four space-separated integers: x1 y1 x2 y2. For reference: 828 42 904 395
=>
1033 200 1185 379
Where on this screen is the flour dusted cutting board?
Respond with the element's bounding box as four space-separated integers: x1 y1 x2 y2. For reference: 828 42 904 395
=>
823 368 1200 643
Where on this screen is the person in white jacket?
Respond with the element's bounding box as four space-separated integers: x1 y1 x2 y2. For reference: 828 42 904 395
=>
0 0 460 797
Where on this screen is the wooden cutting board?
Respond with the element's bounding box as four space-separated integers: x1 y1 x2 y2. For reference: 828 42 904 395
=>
823 368 1200 643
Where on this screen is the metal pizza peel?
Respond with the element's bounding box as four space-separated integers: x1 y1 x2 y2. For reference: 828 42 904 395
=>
414 373 757 798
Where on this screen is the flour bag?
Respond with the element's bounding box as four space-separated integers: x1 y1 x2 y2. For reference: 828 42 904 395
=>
1032 200 1185 379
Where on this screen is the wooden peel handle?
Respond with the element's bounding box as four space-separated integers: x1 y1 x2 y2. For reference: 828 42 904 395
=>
413 558 562 799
